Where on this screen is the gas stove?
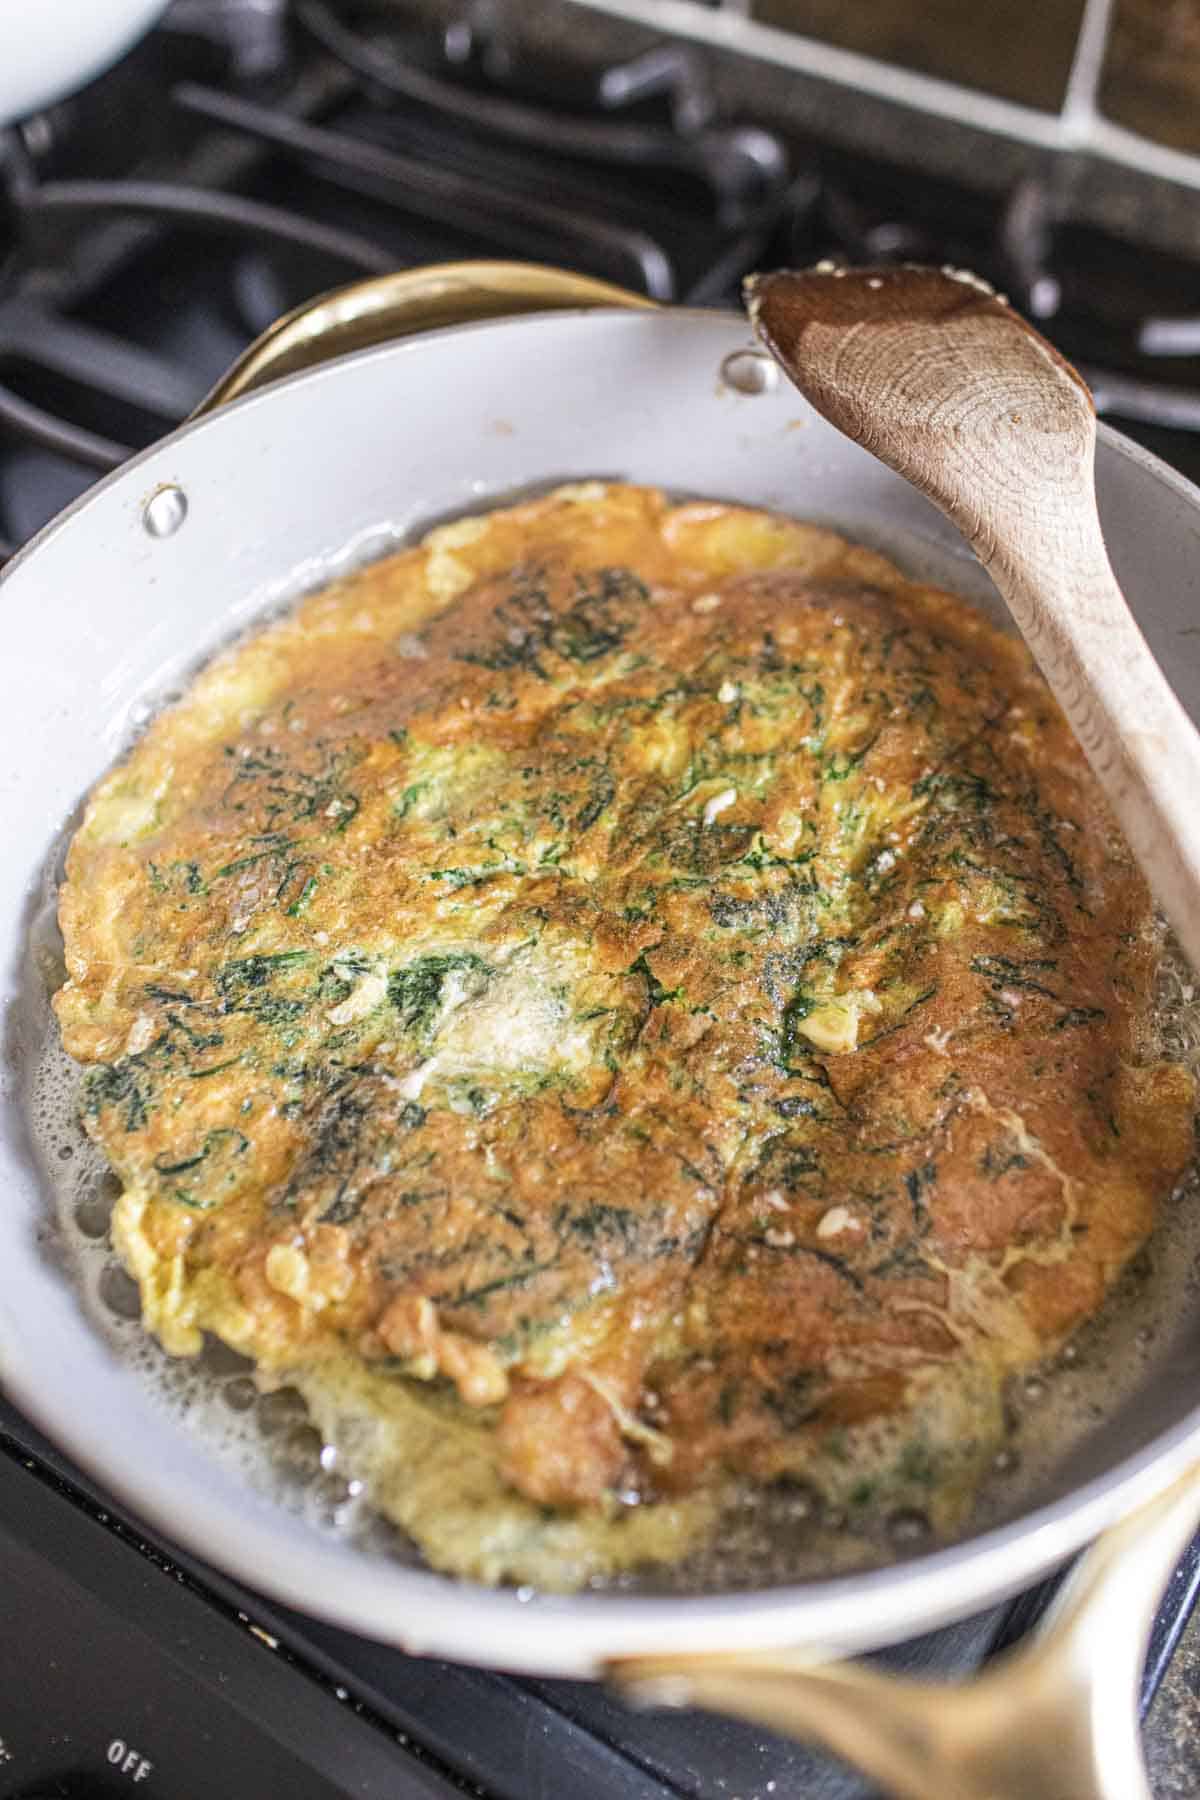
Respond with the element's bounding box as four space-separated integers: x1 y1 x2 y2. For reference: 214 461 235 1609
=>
3 5 1200 1796
8 0 1200 559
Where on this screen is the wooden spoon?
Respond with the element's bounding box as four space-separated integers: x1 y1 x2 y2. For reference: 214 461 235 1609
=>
745 263 1200 974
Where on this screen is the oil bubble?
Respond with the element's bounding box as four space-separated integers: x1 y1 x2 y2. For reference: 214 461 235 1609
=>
198 1335 253 1379
98 1262 141 1320
309 1470 356 1527
768 1475 822 1523
74 1177 118 1240
887 1508 932 1548
277 1423 324 1474
256 1387 308 1436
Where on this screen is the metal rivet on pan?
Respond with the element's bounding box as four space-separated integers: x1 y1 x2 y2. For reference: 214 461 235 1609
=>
142 483 188 538
720 349 779 395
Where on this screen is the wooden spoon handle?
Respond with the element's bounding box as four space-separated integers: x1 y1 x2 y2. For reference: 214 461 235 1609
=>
985 478 1200 975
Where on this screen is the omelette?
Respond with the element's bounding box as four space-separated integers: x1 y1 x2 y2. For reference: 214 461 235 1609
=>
54 482 1195 1589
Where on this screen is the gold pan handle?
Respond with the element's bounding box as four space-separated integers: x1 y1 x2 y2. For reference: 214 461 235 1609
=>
193 259 655 415
612 1462 1200 1800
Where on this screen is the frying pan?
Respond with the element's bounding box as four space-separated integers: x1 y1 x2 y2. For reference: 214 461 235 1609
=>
3 261 1200 1799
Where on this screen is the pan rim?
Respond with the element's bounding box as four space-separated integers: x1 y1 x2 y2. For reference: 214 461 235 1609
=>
3 303 1200 1674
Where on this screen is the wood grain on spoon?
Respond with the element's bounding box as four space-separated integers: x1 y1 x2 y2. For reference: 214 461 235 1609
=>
746 263 1200 974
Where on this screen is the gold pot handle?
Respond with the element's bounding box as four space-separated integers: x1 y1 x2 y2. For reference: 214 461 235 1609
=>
193 259 656 416
612 1461 1200 1800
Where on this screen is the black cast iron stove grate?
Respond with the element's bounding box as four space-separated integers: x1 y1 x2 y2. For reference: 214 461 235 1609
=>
7 0 1200 555
2 5 1200 1796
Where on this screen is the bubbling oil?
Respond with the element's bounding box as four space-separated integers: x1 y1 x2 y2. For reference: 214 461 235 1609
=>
24 889 1200 1594
23 905 416 1567
16 502 1200 1594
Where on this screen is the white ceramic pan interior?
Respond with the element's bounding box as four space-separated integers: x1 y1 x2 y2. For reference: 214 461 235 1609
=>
4 308 1200 1674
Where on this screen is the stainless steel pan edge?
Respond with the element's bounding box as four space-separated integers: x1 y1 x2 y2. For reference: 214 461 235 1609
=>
3 271 1200 1766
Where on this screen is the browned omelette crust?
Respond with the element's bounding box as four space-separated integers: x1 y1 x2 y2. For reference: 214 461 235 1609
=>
55 483 1194 1579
